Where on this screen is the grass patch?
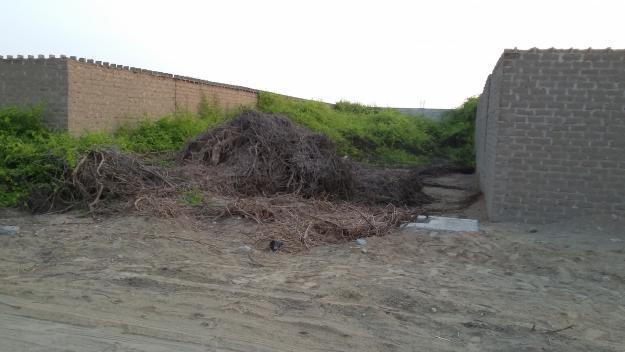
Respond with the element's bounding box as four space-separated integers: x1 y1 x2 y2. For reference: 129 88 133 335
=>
181 189 204 207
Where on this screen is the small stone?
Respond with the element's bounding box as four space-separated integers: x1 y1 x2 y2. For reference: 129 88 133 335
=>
361 247 368 254
431 307 438 313
237 245 252 252
528 228 538 233
583 328 606 340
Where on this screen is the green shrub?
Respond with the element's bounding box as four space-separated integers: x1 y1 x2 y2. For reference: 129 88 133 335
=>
113 113 211 153
0 108 77 207
334 101 382 115
437 97 478 168
0 105 226 207
257 92 440 165
0 106 47 138
198 94 225 125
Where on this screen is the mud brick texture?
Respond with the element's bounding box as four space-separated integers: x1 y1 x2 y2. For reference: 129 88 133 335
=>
476 49 625 223
0 56 258 133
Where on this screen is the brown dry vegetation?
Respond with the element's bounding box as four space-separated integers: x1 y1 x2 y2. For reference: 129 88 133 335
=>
25 111 475 252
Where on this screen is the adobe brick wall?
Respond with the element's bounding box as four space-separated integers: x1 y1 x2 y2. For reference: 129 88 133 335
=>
67 60 257 133
476 48 625 223
0 55 69 130
0 55 258 133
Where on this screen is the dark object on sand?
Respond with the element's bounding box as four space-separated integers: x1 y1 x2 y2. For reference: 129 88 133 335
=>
269 239 284 252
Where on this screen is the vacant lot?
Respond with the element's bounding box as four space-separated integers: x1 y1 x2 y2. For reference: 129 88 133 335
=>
1 199 624 351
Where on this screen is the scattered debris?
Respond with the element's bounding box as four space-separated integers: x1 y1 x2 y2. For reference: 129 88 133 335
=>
355 238 367 246
236 245 253 253
529 228 538 233
541 324 575 335
416 215 429 223
269 240 284 252
0 225 19 236
405 216 479 232
226 196 416 252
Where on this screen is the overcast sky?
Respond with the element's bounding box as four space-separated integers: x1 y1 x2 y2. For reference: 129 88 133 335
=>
2 0 624 108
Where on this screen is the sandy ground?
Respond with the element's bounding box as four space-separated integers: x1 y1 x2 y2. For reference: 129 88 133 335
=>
1 183 624 351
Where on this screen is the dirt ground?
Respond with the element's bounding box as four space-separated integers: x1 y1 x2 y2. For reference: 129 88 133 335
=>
1 177 624 351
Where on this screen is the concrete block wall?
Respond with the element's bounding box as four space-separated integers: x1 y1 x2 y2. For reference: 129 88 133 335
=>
476 48 625 223
0 55 69 130
475 57 505 219
0 56 258 133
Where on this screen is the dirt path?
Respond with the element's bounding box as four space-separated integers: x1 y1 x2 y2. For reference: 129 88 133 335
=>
0 208 624 351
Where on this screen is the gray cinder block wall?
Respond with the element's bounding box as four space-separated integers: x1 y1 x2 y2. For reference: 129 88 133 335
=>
476 48 625 223
0 55 69 130
0 55 258 134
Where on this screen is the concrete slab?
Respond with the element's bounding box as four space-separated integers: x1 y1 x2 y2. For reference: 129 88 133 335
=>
404 216 479 232
0 225 19 236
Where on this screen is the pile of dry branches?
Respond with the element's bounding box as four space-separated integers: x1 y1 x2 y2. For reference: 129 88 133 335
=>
353 166 433 206
180 110 435 206
223 196 418 252
181 111 354 198
28 149 180 214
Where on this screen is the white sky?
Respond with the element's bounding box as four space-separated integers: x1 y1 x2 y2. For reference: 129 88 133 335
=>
2 0 624 108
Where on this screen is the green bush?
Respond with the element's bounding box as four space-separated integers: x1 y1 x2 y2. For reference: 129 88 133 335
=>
257 92 440 165
0 106 47 138
0 108 77 207
437 97 478 168
198 94 225 125
0 105 226 207
113 113 210 153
